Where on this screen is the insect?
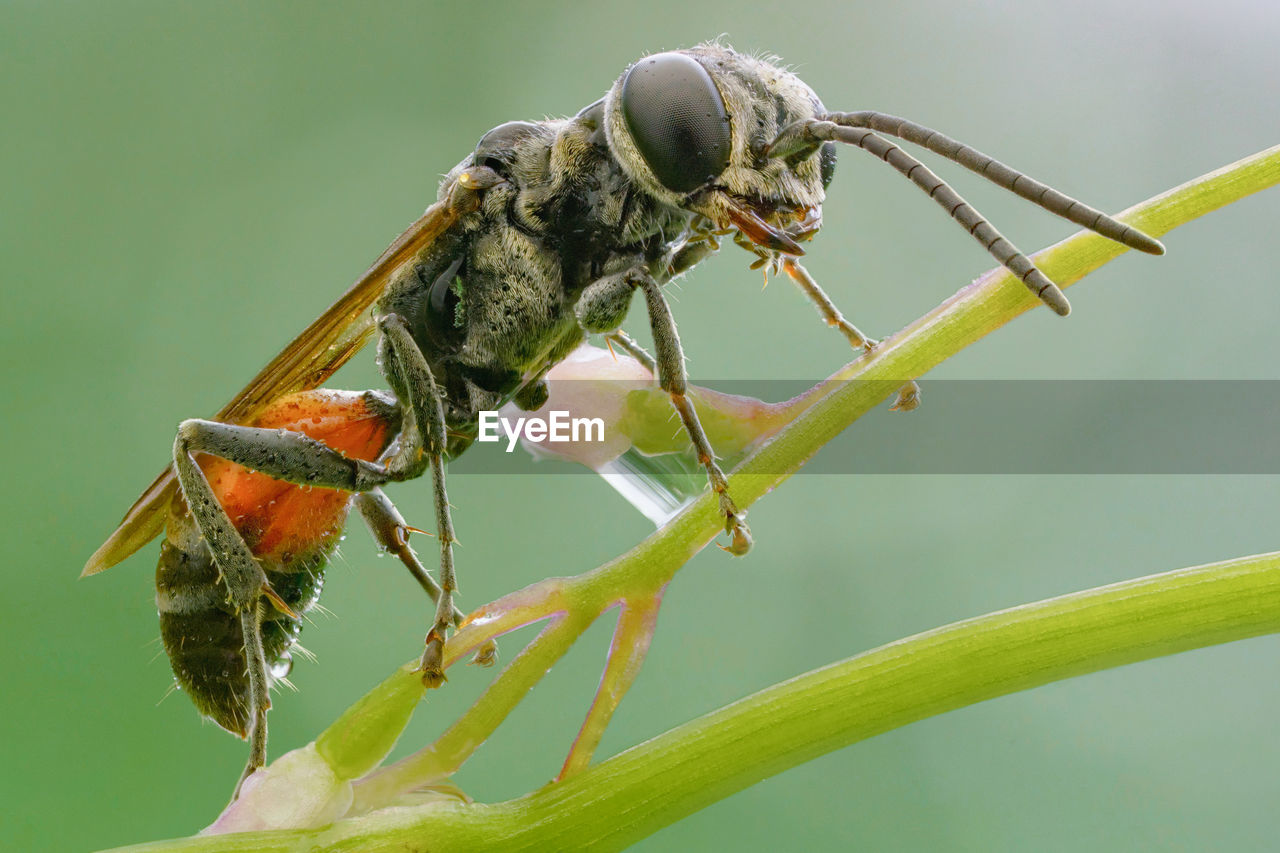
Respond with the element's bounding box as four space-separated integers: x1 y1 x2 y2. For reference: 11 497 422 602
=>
83 41 1163 797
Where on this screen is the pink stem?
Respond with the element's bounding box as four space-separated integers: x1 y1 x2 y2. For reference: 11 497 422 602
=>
558 590 665 780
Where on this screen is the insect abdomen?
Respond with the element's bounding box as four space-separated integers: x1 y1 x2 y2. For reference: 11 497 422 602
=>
156 534 323 735
155 390 399 736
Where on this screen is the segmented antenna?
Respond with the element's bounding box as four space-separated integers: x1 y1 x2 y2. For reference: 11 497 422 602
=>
771 113 1165 315
828 112 1165 255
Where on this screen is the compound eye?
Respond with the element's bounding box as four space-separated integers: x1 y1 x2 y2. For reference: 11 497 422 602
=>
621 52 731 194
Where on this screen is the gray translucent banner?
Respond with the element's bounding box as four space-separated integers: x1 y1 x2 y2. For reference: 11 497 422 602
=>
445 380 1280 475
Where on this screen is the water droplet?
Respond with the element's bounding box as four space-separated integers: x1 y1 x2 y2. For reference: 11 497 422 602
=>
270 652 293 679
597 448 701 525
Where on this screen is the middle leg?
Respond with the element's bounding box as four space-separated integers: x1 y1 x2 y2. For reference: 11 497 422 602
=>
374 313 465 684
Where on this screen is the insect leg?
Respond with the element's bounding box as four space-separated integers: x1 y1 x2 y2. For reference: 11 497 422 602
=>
374 313 460 685
576 270 641 335
174 397 461 687
782 258 921 411
173 415 458 683
579 237 711 375
605 330 657 375
172 425 283 796
174 419 392 493
355 489 498 668
356 488 455 615
632 270 752 555
781 258 874 351
236 601 269 797
576 271 660 374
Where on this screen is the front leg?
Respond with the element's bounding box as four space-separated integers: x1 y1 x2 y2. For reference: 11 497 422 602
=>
782 258 921 412
620 270 752 554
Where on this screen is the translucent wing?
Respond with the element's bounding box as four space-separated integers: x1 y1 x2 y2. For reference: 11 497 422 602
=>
83 190 477 577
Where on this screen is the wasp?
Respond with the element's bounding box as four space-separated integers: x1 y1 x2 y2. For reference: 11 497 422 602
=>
83 42 1163 797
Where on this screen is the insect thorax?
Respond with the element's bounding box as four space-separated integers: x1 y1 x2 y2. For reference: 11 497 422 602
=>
378 110 692 441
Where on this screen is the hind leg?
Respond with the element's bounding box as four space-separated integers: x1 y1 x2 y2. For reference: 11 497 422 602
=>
171 432 278 799
171 391 402 797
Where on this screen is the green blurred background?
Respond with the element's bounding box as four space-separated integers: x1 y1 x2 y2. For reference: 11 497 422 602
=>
3 1 1278 850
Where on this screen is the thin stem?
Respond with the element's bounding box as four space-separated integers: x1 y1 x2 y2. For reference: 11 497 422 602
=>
348 614 590 815
420 550 1280 851
558 592 665 780
103 550 1280 852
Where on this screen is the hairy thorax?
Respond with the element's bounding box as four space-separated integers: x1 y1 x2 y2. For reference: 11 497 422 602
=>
379 111 690 440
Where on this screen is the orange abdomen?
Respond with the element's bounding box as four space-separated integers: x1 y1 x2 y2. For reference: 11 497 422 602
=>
156 389 400 736
200 389 399 560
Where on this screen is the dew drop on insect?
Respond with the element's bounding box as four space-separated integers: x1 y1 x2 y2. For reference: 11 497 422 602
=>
270 652 293 680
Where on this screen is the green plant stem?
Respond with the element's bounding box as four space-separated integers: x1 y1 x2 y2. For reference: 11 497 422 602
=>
509 552 1280 851
102 145 1280 852
558 593 664 780
105 550 1280 852
348 615 590 814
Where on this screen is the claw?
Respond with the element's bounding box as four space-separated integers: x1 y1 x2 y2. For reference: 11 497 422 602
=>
420 638 448 689
261 584 298 619
890 381 922 412
470 640 499 668
718 511 753 556
391 524 434 549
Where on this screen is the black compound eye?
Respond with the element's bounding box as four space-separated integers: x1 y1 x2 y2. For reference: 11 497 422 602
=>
620 52 731 194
